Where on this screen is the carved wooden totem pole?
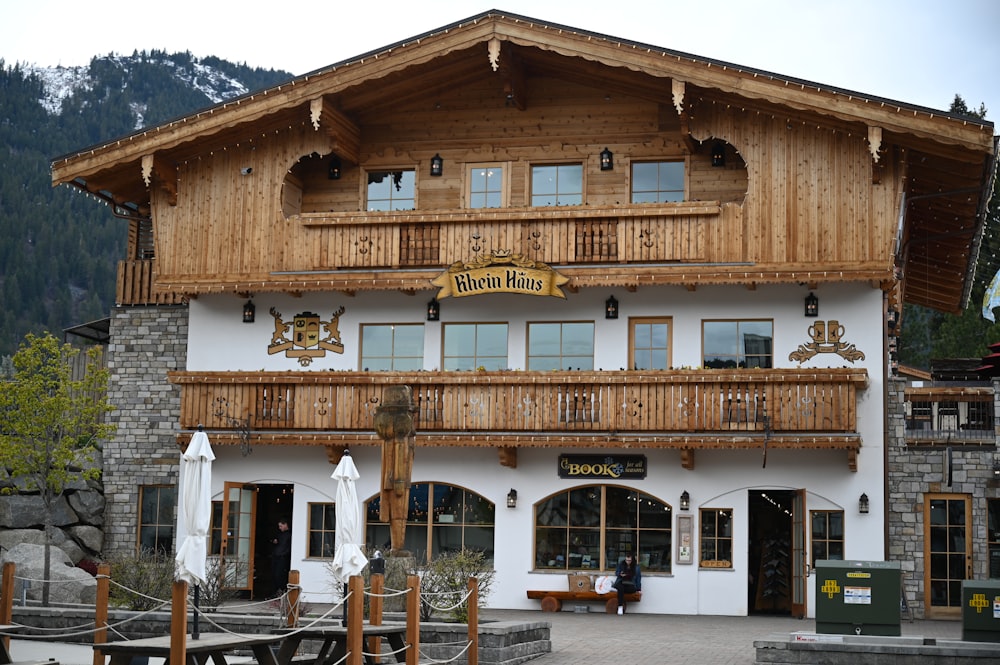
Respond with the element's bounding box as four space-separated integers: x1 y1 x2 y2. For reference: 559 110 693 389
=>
373 385 417 554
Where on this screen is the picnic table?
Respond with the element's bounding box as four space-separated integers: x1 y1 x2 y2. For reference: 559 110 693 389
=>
274 624 407 665
0 623 59 665
96 632 285 665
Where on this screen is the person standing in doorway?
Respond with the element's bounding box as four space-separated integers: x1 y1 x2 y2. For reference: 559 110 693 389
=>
613 552 642 615
271 519 292 596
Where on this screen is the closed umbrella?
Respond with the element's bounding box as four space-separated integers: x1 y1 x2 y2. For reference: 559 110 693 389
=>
175 427 215 639
331 449 367 625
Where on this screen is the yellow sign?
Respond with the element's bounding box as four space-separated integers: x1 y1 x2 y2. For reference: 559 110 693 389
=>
846 572 871 579
821 579 841 598
432 250 569 299
969 592 990 613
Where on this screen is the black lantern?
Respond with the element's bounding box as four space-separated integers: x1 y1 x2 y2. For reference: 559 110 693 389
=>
599 147 613 171
711 142 726 167
859 493 870 514
605 295 619 319
427 298 440 321
242 299 256 323
328 156 342 180
804 292 819 317
507 489 517 508
680 491 690 511
430 154 443 177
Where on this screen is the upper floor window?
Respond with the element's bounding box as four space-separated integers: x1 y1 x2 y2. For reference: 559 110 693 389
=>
443 323 508 370
630 317 671 370
468 164 506 208
531 164 582 206
360 324 424 370
367 170 415 211
527 322 594 370
138 485 176 555
703 320 773 369
631 161 685 203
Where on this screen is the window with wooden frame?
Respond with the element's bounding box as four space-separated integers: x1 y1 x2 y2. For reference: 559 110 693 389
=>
530 163 583 206
138 485 176 555
526 321 594 370
443 322 508 370
989 499 1000 579
360 323 424 370
629 317 672 370
307 503 337 559
703 319 774 369
533 485 673 573
699 508 733 568
631 160 685 203
366 169 415 211
810 509 844 567
467 163 507 208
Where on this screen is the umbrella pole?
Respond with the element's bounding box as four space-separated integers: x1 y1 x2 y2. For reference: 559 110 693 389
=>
342 581 348 627
193 584 200 639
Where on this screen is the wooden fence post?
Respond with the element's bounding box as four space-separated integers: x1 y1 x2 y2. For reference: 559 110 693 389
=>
93 563 110 665
170 580 187 665
347 576 363 665
286 570 301 628
0 562 14 651
467 577 478 665
369 574 383 662
405 575 420 665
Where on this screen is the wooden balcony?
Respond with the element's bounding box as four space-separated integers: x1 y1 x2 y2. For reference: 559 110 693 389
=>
116 259 186 306
169 368 869 468
903 386 996 446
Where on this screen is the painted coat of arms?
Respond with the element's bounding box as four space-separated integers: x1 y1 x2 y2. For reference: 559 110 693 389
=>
268 306 345 366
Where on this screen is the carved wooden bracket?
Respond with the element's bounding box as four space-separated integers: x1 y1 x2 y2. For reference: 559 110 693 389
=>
672 80 685 115
308 97 361 163
867 125 882 163
326 444 347 465
487 37 501 71
680 448 695 470
141 153 178 206
847 449 858 472
499 446 517 468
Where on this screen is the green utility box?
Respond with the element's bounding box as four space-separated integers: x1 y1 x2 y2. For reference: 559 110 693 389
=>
962 579 1000 642
815 560 901 636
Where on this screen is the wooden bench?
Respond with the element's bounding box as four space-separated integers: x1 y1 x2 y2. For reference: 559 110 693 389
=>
526 589 641 613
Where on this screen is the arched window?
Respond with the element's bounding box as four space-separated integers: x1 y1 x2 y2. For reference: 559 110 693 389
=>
365 482 495 562
534 485 672 573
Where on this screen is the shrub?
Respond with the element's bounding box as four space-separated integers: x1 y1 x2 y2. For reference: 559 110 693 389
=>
417 549 495 622
107 550 175 611
196 556 249 611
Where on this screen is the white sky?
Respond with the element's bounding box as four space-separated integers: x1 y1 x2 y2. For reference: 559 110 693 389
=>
3 0 999 122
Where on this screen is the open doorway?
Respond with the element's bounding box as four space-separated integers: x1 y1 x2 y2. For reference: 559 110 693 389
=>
253 484 294 599
748 489 793 615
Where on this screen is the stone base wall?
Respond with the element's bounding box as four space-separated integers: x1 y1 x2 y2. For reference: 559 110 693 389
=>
103 305 188 557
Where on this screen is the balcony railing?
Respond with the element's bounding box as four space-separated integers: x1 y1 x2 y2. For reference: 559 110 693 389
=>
116 259 186 306
903 386 996 445
170 369 867 449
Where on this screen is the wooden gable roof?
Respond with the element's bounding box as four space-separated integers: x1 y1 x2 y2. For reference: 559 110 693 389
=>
51 9 996 312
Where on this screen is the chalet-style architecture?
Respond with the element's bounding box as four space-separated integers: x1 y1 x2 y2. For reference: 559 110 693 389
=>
52 11 996 617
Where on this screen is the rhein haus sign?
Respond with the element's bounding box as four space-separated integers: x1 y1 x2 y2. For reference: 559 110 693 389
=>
432 249 569 298
558 454 648 480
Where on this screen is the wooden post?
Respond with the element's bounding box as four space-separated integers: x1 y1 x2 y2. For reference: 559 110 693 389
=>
93 563 110 665
467 577 478 665
405 575 420 665
0 562 14 651
170 580 188 665
346 576 364 665
286 570 301 628
369 574 384 662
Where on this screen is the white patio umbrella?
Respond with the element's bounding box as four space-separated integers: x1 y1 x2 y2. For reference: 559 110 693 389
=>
331 449 368 625
175 426 215 639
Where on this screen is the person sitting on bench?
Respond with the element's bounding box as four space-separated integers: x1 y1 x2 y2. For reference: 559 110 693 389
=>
613 552 641 615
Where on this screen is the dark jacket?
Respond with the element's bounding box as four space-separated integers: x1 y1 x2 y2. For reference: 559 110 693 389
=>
615 558 642 591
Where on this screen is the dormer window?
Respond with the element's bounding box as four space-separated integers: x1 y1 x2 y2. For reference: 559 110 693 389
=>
367 169 415 211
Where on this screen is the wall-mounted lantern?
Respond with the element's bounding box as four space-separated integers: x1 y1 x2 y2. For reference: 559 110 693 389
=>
805 292 819 317
605 295 619 319
430 154 443 177
507 489 518 508
680 491 690 511
859 493 870 514
600 147 613 171
242 299 256 323
427 298 440 321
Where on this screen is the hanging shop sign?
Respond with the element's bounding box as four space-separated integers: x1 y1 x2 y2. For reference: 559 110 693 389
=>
432 249 570 298
267 306 346 366
558 454 647 480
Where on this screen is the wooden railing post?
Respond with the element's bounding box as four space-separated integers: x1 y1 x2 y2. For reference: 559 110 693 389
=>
286 570 300 628
0 562 14 651
93 563 110 665
405 575 420 665
347 576 364 665
170 580 187 665
467 577 478 665
369 574 384 662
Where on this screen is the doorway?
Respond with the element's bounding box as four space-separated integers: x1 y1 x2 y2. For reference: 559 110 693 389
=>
748 490 794 615
253 483 294 598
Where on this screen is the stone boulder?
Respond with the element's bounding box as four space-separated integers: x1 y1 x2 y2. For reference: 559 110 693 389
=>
1 543 96 604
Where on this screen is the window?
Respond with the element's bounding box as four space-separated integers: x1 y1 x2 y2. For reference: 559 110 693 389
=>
443 323 508 370
703 320 773 368
365 483 495 561
630 318 671 370
308 503 337 558
989 500 1000 578
699 508 733 568
367 170 415 211
527 322 594 370
534 485 672 573
631 161 685 203
810 510 844 567
360 324 424 370
531 164 582 206
468 164 506 208
138 485 176 555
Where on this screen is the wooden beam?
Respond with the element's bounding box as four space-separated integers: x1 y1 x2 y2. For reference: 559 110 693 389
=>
309 97 361 163
498 446 517 468
847 449 857 472
140 153 177 206
326 444 347 465
497 43 526 110
680 448 695 470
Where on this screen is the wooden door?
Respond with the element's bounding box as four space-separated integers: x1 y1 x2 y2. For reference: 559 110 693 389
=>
220 481 258 593
923 493 972 619
790 488 807 619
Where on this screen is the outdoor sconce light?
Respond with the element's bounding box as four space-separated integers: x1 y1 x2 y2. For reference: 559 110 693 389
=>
804 292 819 317
680 491 690 511
427 298 440 321
605 295 619 319
993 459 1000 478
859 493 870 514
887 308 898 330
328 156 342 180
599 147 613 171
711 142 726 167
430 154 443 177
507 489 517 508
240 167 253 176
242 299 256 323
